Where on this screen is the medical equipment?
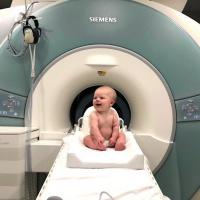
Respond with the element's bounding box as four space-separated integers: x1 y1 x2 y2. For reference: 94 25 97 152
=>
1 0 200 199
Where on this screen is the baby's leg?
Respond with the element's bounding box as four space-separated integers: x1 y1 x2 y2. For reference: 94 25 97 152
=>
115 132 126 151
83 135 106 151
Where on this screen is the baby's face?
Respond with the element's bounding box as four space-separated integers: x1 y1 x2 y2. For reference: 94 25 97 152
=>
93 88 114 112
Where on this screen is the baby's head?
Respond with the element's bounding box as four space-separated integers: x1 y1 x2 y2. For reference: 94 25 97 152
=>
93 86 117 112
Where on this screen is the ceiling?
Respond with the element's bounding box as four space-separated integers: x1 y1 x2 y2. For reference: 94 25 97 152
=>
0 0 200 23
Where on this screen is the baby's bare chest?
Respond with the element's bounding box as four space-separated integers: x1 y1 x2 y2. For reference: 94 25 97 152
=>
98 115 113 128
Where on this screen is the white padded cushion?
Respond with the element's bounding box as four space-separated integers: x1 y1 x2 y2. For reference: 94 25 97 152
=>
65 131 144 169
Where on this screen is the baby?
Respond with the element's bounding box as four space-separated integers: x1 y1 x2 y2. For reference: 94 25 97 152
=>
83 86 126 151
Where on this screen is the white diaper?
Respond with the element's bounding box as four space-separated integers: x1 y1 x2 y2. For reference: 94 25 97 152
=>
103 140 109 147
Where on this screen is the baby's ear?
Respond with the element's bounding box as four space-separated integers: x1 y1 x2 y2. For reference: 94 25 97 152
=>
110 100 115 106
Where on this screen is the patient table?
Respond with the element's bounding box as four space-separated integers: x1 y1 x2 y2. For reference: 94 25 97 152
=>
36 131 170 200
36 106 170 199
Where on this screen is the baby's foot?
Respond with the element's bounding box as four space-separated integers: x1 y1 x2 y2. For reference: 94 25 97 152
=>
97 143 106 151
115 142 125 151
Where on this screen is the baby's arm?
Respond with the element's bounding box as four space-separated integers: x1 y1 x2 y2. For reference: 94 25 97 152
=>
90 112 105 145
109 112 120 146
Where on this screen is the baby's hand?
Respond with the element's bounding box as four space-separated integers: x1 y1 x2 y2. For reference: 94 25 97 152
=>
96 135 105 145
96 135 106 151
109 137 116 147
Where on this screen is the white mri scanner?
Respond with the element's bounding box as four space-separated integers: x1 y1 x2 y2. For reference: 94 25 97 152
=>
1 0 200 200
31 46 174 172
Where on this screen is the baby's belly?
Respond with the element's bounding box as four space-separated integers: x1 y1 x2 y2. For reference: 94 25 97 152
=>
101 128 112 140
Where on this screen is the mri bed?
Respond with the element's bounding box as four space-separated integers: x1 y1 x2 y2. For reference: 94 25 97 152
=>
36 106 170 200
1 0 200 199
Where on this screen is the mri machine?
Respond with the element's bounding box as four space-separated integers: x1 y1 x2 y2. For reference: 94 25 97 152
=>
0 0 200 199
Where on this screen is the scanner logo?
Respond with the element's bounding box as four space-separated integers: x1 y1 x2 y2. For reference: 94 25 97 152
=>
89 17 118 23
